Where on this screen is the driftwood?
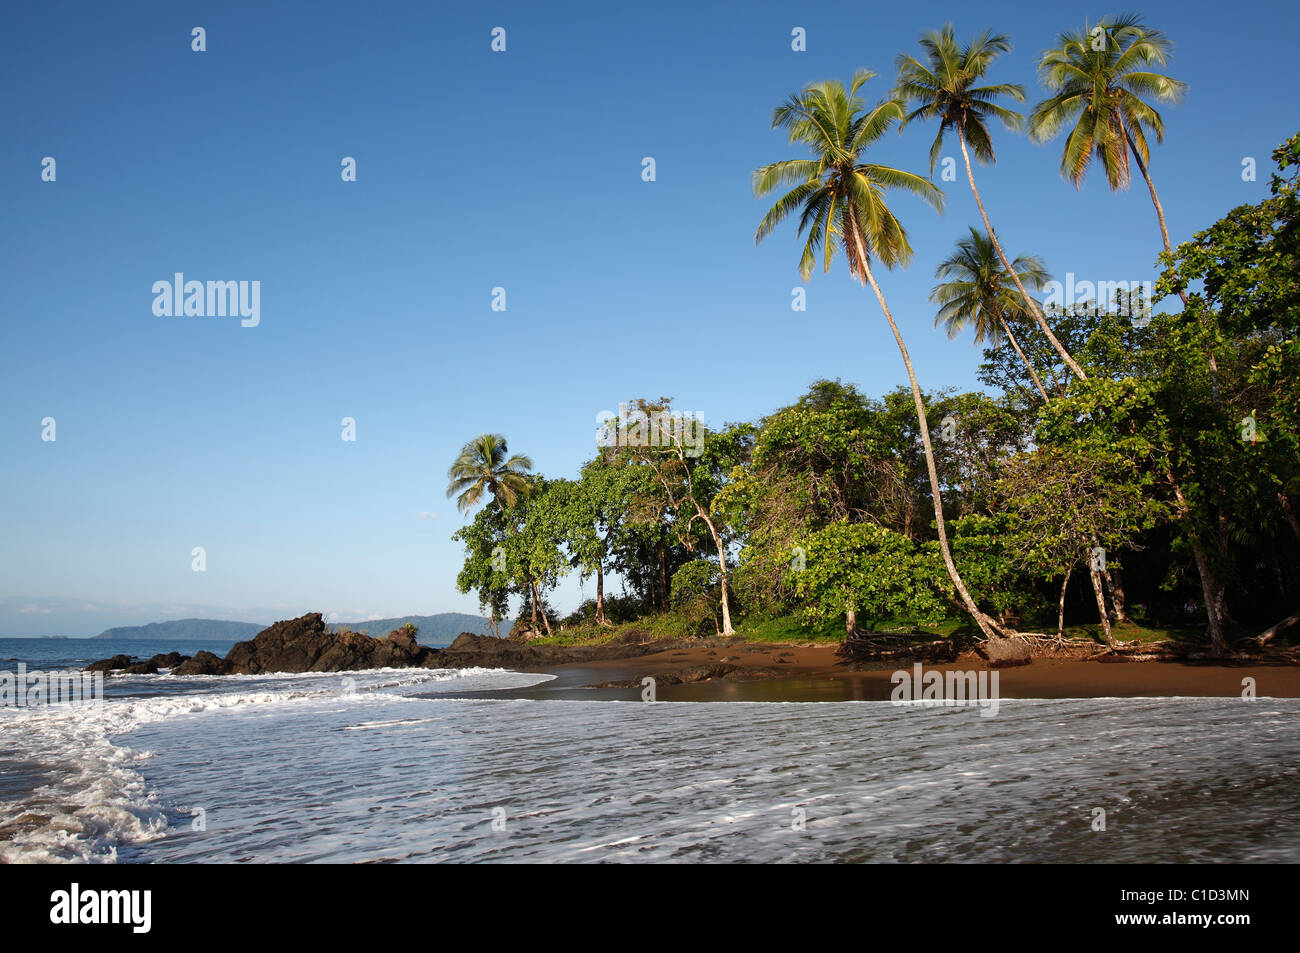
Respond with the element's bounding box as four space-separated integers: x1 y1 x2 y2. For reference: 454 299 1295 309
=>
1253 610 1300 645
836 617 1300 668
836 630 958 663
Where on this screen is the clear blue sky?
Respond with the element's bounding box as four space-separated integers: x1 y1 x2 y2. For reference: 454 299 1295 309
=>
1 0 1293 635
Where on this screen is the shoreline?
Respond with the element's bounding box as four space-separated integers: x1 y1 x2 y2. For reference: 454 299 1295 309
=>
426 640 1300 703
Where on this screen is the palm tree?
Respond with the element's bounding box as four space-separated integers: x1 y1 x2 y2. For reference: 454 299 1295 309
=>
446 434 545 632
932 227 1052 401
895 23 1088 382
1029 14 1186 261
753 69 1002 641
446 434 533 514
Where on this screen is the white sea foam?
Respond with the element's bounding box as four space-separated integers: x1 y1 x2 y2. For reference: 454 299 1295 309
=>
4 677 1297 864
0 666 546 863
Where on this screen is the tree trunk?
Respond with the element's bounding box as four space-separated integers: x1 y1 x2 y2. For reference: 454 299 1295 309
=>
1125 129 1178 270
1255 610 1300 645
1058 565 1073 638
1189 541 1227 655
529 578 552 635
1123 125 1220 405
1165 474 1229 655
851 223 1001 641
1104 564 1128 623
696 503 735 636
656 541 668 612
846 606 858 638
998 316 1049 402
1088 561 1116 648
595 562 607 625
959 127 1088 382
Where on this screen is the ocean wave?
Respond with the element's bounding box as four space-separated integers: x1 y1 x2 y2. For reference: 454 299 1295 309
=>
0 666 544 863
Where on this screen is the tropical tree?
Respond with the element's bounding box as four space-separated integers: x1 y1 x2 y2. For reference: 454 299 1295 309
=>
446 434 534 514
895 23 1087 381
446 433 540 631
931 227 1052 401
550 460 633 626
608 399 749 636
1029 14 1187 259
752 69 1004 641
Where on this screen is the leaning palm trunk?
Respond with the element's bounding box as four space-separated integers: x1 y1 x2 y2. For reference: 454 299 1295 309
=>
1126 129 1178 271
998 315 1050 401
851 228 1000 641
958 127 1087 382
1121 124 1221 405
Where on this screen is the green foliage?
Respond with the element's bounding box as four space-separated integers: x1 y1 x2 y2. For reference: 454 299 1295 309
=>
449 126 1300 646
948 514 1039 620
794 521 951 629
670 560 718 608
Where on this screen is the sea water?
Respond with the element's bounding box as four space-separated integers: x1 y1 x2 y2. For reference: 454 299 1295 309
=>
1 638 1297 863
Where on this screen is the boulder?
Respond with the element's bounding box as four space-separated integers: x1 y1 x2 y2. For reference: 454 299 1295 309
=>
147 651 189 669
172 650 234 676
85 654 134 674
429 632 553 669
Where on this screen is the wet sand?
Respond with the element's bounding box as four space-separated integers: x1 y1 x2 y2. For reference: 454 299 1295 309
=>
430 641 1300 702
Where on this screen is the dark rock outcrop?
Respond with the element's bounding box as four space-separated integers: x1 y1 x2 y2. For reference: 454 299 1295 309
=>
224 613 435 674
121 651 194 675
425 630 678 670
83 613 679 678
172 650 234 676
85 654 134 674
148 651 189 668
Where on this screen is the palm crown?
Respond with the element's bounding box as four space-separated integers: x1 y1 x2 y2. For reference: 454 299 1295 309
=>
931 227 1050 343
893 23 1026 174
446 434 534 514
753 69 944 280
1029 13 1186 189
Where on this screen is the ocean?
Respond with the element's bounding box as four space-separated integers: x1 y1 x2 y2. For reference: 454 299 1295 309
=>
2 637 1298 863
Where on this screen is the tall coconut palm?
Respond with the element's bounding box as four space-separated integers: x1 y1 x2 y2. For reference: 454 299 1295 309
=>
753 69 1002 641
1028 15 1186 261
894 22 1088 382
446 434 545 632
931 227 1052 401
446 434 533 514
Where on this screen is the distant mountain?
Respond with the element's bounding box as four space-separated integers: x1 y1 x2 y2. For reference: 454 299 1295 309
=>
96 618 266 641
94 613 497 646
328 614 495 646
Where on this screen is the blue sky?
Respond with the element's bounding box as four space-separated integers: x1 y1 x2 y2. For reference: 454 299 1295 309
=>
1 0 1293 635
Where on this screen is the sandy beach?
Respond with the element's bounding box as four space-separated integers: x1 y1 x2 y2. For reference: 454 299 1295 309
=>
428 640 1300 702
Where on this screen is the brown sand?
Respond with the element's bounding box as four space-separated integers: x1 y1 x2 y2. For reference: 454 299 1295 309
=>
434 641 1300 703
